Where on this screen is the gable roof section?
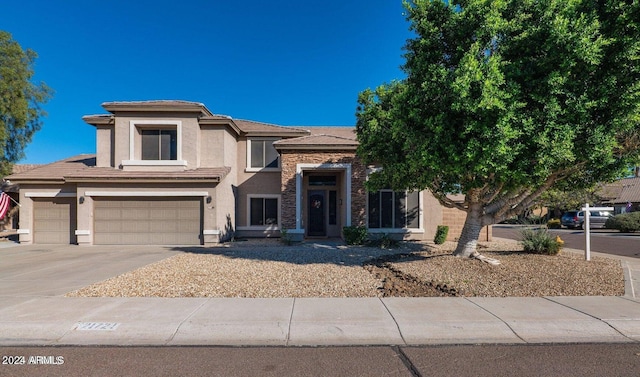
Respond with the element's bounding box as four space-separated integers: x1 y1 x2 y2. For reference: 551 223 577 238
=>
7 154 230 184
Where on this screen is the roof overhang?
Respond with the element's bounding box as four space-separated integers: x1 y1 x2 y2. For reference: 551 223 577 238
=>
5 178 67 185
82 115 115 127
199 117 242 136
102 100 214 116
65 177 222 184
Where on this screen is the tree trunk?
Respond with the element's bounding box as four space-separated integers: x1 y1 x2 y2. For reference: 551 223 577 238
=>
453 204 484 258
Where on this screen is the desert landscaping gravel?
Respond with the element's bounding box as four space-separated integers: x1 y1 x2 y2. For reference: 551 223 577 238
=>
66 239 625 298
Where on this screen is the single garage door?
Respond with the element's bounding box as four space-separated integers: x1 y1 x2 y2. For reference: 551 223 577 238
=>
93 197 202 245
33 197 77 244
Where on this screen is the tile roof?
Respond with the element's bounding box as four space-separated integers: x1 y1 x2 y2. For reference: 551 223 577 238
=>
10 164 43 174
600 177 640 204
272 126 358 149
233 119 309 135
6 155 96 182
274 134 358 149
101 100 214 116
66 166 231 182
6 154 230 182
307 126 357 140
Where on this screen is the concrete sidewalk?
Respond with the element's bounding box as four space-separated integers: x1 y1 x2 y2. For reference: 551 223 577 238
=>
0 295 639 346
0 244 639 347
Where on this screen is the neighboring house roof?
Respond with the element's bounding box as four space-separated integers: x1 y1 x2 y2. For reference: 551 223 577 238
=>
600 177 640 204
6 155 230 183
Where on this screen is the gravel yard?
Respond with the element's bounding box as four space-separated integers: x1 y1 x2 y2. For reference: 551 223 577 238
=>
66 239 625 298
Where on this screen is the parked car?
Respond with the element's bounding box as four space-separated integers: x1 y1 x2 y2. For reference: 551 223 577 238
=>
561 210 613 229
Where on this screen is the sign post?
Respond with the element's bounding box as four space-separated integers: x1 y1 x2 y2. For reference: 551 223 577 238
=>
581 204 614 261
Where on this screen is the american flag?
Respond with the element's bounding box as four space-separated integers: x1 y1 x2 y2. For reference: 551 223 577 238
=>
0 192 10 219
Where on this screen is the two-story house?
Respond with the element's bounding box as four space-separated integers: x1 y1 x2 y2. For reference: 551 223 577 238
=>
7 100 490 245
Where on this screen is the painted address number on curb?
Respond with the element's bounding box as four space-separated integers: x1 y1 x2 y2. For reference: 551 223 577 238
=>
75 322 120 331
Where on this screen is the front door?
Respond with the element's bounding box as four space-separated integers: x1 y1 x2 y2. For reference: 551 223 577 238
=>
308 190 325 236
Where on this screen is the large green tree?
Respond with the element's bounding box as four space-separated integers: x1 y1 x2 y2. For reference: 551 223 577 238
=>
356 0 640 258
0 31 52 176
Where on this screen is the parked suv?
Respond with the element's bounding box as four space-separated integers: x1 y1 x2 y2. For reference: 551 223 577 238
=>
561 210 613 229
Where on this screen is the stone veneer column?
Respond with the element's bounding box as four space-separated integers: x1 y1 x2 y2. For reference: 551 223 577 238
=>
279 150 367 231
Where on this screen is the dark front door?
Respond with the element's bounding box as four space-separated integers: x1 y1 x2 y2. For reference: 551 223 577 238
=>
308 191 325 236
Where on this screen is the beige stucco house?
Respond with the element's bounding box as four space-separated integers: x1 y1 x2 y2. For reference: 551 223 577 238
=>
7 100 489 245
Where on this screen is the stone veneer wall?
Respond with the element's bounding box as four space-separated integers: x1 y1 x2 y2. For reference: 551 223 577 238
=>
442 206 492 242
280 150 367 230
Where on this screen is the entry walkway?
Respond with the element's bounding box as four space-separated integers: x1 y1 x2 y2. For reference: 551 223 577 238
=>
0 243 638 346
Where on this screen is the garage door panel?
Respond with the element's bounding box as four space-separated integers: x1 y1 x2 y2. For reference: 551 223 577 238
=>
122 210 151 220
33 198 77 244
94 221 123 233
94 198 202 245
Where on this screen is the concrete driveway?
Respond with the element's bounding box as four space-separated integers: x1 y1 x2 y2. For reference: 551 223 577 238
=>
0 243 179 297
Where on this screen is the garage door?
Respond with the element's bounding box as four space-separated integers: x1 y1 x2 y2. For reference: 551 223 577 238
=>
94 197 202 245
33 197 77 244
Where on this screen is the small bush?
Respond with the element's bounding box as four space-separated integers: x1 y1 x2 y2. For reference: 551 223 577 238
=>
523 215 545 225
280 228 293 245
434 225 449 244
520 228 562 255
605 212 640 232
343 226 368 245
547 218 561 229
368 233 398 249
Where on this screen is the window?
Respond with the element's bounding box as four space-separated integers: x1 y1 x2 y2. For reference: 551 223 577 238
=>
248 139 279 169
368 190 420 229
309 175 337 186
250 197 279 226
329 190 337 225
125 120 184 167
141 129 177 160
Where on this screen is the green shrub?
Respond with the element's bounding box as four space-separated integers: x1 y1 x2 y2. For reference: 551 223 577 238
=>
520 228 562 255
434 225 449 244
523 215 545 225
368 233 398 249
343 226 368 245
280 228 293 245
605 212 640 232
547 218 561 229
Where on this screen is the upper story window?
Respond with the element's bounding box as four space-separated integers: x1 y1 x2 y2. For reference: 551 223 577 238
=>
247 138 280 171
123 120 186 168
142 129 177 160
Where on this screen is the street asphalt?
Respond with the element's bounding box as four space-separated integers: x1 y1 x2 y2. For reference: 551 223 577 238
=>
0 240 639 347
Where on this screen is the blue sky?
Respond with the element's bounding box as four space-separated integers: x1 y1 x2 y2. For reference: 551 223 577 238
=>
2 1 412 164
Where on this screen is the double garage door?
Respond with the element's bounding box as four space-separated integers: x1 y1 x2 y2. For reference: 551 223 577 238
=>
93 197 202 245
